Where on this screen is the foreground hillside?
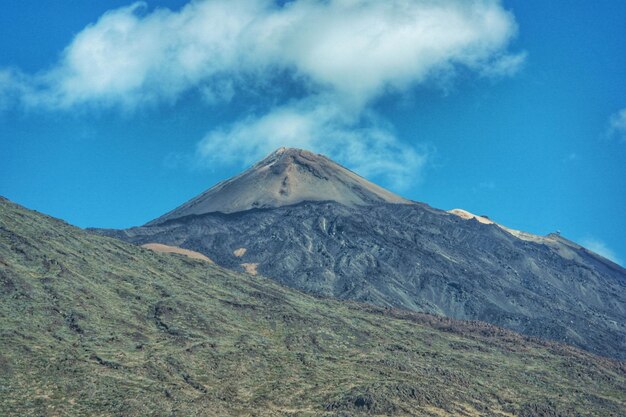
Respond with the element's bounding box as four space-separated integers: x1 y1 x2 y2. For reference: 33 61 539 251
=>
1 197 625 417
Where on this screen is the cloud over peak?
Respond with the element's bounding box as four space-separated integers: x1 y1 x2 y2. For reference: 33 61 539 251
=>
197 96 431 189
1 0 524 188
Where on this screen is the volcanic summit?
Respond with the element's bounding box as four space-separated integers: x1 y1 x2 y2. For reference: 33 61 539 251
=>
149 147 411 225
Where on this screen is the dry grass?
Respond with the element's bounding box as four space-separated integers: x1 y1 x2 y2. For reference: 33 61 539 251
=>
1 197 625 417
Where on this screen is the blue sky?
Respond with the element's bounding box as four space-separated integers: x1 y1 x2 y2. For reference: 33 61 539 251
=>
1 0 625 265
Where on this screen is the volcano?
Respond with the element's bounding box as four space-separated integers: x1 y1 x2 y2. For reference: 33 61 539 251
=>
95 148 626 359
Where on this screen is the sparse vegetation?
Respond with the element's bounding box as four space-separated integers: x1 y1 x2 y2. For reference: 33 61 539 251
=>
1 197 625 416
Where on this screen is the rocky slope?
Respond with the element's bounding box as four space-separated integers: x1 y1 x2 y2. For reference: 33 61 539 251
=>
2 197 626 416
95 148 626 360
149 147 410 225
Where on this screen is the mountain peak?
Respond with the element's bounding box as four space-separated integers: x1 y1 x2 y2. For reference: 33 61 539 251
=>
149 147 412 224
253 147 329 172
269 146 291 155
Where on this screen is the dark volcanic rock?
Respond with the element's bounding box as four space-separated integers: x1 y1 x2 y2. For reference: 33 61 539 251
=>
92 148 626 360
95 200 626 360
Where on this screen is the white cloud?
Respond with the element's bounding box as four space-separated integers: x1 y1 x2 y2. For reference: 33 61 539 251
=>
18 1 265 109
7 0 522 109
251 0 522 105
608 108 626 142
480 51 527 78
197 96 429 189
581 238 622 266
1 0 524 187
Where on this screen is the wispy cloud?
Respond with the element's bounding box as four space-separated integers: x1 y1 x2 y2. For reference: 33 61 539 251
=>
0 0 524 188
581 237 622 266
0 68 29 111
607 108 626 142
197 96 431 189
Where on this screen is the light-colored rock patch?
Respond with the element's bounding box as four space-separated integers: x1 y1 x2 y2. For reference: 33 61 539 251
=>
142 243 213 263
448 209 494 225
448 209 557 245
241 263 259 275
